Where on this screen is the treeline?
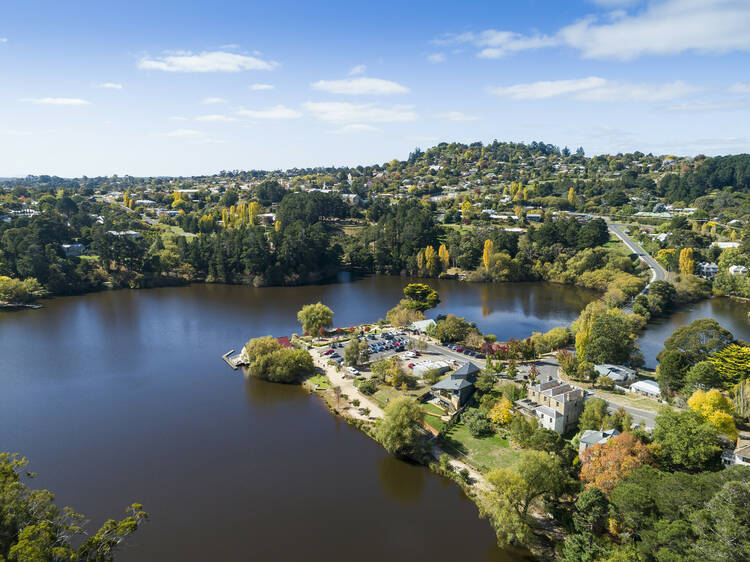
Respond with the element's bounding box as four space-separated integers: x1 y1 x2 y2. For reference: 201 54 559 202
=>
658 154 750 202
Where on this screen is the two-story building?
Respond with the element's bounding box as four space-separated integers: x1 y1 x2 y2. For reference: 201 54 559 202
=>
515 380 586 434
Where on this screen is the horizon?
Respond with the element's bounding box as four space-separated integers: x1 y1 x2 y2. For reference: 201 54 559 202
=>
2 0 750 176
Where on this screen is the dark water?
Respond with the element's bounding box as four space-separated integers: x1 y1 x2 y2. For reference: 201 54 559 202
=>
637 297 750 368
1 274 594 562
1 274 746 561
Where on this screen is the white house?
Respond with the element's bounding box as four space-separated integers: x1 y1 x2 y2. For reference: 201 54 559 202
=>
698 262 719 279
729 265 748 276
722 435 750 467
712 241 741 249
630 379 661 399
408 319 436 333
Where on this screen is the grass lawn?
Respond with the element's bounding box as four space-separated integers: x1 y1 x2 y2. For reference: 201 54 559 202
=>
441 423 521 473
372 385 402 408
422 413 446 432
422 403 446 416
307 374 330 390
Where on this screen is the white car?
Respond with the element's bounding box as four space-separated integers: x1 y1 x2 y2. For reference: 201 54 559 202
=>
403 351 416 358
346 366 359 375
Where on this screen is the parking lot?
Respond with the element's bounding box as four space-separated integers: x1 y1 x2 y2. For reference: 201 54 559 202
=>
318 330 484 379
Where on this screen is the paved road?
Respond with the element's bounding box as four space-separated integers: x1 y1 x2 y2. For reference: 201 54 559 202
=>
601 398 657 428
607 221 667 287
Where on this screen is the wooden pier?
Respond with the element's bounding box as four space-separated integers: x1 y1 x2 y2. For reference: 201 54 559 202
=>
222 349 248 370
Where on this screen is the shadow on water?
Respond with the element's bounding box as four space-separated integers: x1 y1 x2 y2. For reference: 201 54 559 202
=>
376 454 426 505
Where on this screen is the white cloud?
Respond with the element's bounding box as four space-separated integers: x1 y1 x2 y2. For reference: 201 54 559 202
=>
236 105 302 119
436 111 478 121
729 82 750 94
21 97 91 105
437 0 750 60
98 82 122 89
488 77 699 102
311 77 409 95
427 53 446 63
0 38 6 44
328 123 381 134
250 83 274 91
202 97 227 104
163 129 204 138
349 64 367 76
138 50 276 72
196 114 237 122
303 102 418 123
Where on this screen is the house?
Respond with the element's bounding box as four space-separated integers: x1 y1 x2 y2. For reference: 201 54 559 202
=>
594 364 636 384
107 230 142 239
61 243 86 257
408 319 436 333
698 262 719 279
722 435 750 467
629 379 661 399
413 361 450 379
729 265 748 276
516 380 585 434
579 429 621 452
712 241 741 249
430 362 479 411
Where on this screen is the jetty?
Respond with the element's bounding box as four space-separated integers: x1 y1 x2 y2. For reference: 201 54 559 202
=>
222 349 248 370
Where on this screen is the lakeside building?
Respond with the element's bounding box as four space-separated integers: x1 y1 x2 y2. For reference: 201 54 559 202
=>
515 380 585 434
629 379 661 399
722 435 750 467
594 364 636 384
579 429 621 452
698 262 719 279
729 265 748 276
430 362 479 411
408 319 436 333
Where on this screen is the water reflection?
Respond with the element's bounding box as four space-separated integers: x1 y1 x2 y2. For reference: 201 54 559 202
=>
377 455 425 505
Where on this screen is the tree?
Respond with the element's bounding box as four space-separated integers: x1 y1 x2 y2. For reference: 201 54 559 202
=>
678 247 695 275
656 349 690 395
710 344 750 387
385 304 424 327
344 338 360 367
487 451 570 525
691 480 750 561
506 359 518 379
438 243 450 269
489 397 513 425
573 486 609 534
248 348 315 383
656 248 678 271
652 407 721 472
482 239 494 272
375 397 424 456
685 361 722 391
660 318 734 364
0 453 147 561
297 302 334 337
244 335 282 359
567 187 576 207
463 408 493 437
433 314 472 343
401 283 440 312
474 370 496 394
358 340 371 365
510 413 537 447
687 389 738 439
585 309 637 365
579 398 608 431
580 433 653 494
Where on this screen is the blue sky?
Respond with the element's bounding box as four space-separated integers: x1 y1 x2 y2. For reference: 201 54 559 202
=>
1 0 749 176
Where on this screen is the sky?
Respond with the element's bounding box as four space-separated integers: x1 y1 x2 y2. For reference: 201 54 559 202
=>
1 0 749 177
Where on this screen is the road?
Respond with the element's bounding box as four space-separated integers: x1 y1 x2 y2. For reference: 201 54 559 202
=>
602 398 657 428
607 221 667 287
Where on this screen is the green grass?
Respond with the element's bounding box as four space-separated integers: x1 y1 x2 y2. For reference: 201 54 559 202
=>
422 403 446 416
441 423 521 473
372 385 402 408
307 374 330 390
422 413 446 432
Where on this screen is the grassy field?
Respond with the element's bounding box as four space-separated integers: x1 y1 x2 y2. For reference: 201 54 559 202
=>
441 423 521 473
422 403 446 416
422 413 446 432
307 374 330 390
372 385 402 408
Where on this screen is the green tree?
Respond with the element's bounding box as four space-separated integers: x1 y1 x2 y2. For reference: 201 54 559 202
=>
710 344 750 387
660 318 734 365
652 407 721 472
248 348 315 383
691 480 750 561
344 338 360 367
579 398 608 431
401 283 440 312
656 349 690 396
509 413 537 447
0 453 147 562
432 314 472 343
375 397 424 456
297 302 334 337
685 361 722 391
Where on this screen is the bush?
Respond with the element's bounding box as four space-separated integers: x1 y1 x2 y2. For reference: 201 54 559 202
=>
463 408 493 438
459 468 471 482
358 378 378 395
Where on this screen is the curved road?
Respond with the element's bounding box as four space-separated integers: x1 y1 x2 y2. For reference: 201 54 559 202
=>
607 222 667 288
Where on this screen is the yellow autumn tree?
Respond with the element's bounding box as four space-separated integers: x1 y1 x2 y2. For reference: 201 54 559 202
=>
678 247 694 275
274 220 281 232
688 389 738 439
424 245 438 276
573 301 605 363
438 244 450 269
489 397 513 425
248 201 260 225
416 249 425 273
171 191 183 208
568 187 576 207
655 248 678 271
461 200 472 217
483 239 494 273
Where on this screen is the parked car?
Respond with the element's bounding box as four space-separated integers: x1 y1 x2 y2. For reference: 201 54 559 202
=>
323 348 335 355
408 363 415 369
475 353 486 359
346 366 359 375
455 347 465 352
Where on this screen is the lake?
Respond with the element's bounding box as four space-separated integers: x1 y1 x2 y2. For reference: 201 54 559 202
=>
1 274 747 561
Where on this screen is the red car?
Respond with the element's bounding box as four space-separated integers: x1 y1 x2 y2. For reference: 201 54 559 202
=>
455 347 465 352
408 363 415 369
323 348 335 355
413 350 421 356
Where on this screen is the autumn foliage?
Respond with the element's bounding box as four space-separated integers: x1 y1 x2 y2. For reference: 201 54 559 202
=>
580 432 653 494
